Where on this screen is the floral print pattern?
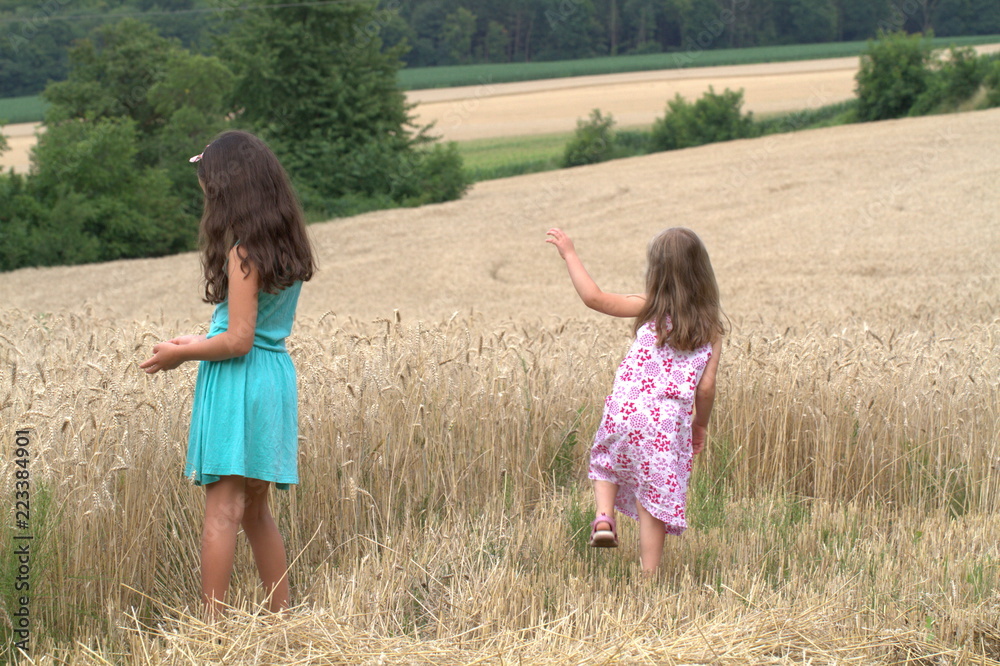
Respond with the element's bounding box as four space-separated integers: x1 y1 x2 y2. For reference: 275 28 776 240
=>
589 319 712 534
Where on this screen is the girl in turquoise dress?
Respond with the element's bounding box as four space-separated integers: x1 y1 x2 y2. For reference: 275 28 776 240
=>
141 130 315 616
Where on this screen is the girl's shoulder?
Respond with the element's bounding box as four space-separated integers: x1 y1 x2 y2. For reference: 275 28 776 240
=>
639 315 671 337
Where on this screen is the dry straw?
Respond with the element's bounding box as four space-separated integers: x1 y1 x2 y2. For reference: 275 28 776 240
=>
2 304 999 663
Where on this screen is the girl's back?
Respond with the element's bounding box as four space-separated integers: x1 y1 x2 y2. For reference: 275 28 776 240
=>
592 318 713 533
207 281 302 352
614 319 713 405
546 225 723 572
141 129 315 614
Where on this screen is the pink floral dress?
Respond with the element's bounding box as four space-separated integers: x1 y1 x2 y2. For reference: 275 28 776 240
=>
589 319 713 535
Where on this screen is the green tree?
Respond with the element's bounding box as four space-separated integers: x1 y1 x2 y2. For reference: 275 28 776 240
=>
855 31 934 121
0 17 234 271
406 1 449 65
145 51 235 204
442 7 477 64
42 19 177 134
933 0 1000 36
0 0 226 97
622 0 661 51
836 0 888 41
539 0 604 59
775 0 837 44
483 20 511 62
3 118 190 269
222 0 466 211
42 18 232 212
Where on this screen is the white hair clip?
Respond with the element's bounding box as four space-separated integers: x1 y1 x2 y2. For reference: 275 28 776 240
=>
189 144 210 163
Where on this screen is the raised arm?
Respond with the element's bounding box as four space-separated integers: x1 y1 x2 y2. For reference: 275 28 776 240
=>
546 228 645 318
140 246 260 374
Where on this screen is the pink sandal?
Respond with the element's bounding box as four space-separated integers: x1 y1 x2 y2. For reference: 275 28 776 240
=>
589 513 618 548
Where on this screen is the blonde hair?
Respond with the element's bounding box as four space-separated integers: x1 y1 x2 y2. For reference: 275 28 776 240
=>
633 227 725 351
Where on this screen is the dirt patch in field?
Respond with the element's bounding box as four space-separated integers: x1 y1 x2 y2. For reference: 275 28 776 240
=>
2 108 997 334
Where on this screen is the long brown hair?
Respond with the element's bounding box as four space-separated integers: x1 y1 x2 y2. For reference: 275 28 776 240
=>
196 130 316 304
632 227 725 351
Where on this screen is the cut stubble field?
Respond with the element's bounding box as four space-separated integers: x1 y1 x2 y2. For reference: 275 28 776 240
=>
0 109 998 663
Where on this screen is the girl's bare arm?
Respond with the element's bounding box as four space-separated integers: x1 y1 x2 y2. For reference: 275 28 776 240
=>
546 228 645 318
140 246 259 373
691 338 722 454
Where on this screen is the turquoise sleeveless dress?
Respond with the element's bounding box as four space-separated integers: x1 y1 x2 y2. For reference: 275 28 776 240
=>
185 280 302 489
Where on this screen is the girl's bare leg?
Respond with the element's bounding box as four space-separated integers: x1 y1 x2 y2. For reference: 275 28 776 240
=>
241 478 290 612
636 501 666 574
593 480 618 531
202 476 249 617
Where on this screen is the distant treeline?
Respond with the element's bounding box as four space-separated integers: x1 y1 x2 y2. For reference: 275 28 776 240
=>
376 0 1000 66
3 0 1000 97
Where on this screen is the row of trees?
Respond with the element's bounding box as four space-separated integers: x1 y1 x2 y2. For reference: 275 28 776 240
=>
0 5 467 271
1 0 216 98
4 0 1000 97
380 0 1000 67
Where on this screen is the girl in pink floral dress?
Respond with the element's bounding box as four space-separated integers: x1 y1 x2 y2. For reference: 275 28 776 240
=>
546 227 724 574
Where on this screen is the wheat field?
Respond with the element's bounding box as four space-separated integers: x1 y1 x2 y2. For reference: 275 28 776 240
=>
1 109 999 664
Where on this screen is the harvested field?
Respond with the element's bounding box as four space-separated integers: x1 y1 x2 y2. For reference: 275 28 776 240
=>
1 109 998 664
5 44 998 173
3 109 997 328
408 44 1000 141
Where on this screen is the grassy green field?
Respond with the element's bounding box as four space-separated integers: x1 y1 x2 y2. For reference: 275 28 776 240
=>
398 34 1000 89
456 131 572 181
453 99 860 184
0 94 48 125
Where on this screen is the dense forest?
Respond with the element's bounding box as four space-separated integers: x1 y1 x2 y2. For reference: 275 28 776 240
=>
3 0 1000 97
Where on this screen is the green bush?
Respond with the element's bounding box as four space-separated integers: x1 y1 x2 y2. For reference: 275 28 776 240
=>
0 118 192 271
984 59 1000 108
910 47 988 115
405 142 470 205
562 109 616 168
938 47 988 103
650 87 754 151
855 31 934 121
754 100 858 135
296 142 469 218
0 18 229 271
614 128 653 155
0 173 48 271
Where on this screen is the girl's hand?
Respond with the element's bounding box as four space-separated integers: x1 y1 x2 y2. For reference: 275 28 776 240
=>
140 341 185 374
169 334 207 346
692 423 708 455
545 228 576 259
